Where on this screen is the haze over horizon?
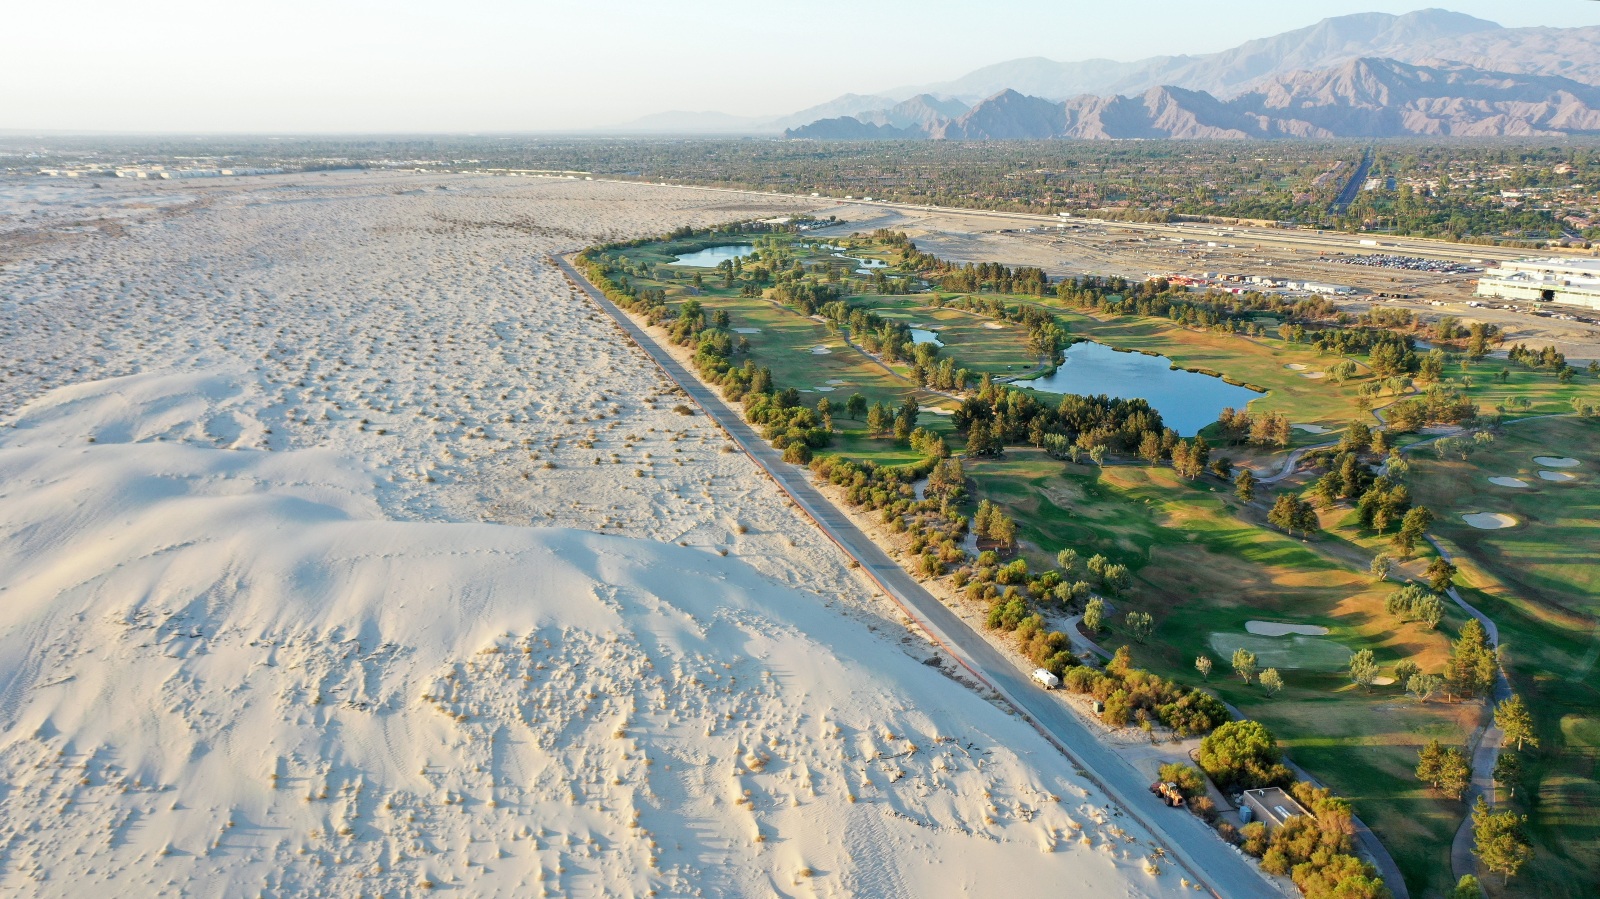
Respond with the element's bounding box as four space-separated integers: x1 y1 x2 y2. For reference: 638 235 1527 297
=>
4 1 1599 134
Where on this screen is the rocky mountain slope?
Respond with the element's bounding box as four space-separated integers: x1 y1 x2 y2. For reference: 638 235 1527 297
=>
788 58 1600 140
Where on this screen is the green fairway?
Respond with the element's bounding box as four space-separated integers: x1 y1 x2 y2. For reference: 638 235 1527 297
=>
964 451 1472 894
597 227 1600 897
1406 416 1600 619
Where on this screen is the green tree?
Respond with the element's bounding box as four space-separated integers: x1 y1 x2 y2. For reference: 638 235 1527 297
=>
1472 796 1533 884
1234 468 1257 503
1494 695 1538 751
1195 654 1213 680
1427 558 1458 593
1370 552 1395 582
1055 548 1078 574
1407 673 1444 703
1260 667 1284 696
845 392 868 420
894 397 919 444
1082 597 1105 635
1393 659 1421 686
1198 720 1289 792
1447 619 1498 700
1232 647 1259 684
1447 874 1483 899
1125 610 1153 643
1492 752 1523 798
1349 649 1380 692
866 401 889 436
1438 746 1473 800
1416 739 1445 786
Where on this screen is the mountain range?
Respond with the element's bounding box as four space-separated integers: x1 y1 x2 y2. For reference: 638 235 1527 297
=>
608 9 1600 139
790 58 1600 140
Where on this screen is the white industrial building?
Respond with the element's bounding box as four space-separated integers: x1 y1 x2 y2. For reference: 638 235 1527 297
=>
1475 258 1600 310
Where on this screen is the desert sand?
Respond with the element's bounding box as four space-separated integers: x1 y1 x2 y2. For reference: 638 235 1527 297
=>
0 173 1187 897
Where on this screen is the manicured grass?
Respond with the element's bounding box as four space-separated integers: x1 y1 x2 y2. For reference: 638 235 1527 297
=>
966 451 1468 895
1035 306 1377 425
608 233 1599 896
1406 416 1600 619
603 240 1037 455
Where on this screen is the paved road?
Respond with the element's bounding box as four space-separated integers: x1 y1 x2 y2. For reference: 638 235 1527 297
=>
556 255 1281 899
1424 536 1514 881
1329 148 1375 215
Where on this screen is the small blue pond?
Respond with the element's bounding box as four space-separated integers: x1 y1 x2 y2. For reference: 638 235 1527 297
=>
672 245 756 267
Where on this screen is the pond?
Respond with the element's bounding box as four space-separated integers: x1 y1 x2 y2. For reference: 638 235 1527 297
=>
910 328 943 346
1020 341 1263 436
831 252 886 274
672 244 755 267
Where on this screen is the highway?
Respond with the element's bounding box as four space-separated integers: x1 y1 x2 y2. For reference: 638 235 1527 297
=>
556 255 1283 899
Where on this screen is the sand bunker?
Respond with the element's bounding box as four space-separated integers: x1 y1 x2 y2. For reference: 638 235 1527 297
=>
1284 363 1309 371
732 327 761 334
1293 424 1332 435
1539 470 1577 482
1246 621 1331 637
1535 456 1580 468
1462 512 1518 530
1300 371 1326 379
825 379 846 385
809 345 832 354
1488 477 1530 488
814 386 835 392
982 321 1004 330
1373 676 1397 686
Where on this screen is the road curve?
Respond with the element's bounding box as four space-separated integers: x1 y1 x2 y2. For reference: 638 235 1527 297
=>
556 255 1282 899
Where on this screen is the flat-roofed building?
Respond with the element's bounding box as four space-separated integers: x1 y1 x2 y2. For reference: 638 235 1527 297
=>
1476 258 1600 310
1241 787 1310 831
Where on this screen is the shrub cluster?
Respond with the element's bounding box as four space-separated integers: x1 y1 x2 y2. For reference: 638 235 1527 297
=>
1060 647 1228 735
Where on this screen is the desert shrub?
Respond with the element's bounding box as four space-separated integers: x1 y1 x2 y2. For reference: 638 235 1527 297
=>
1241 821 1270 858
1158 763 1207 799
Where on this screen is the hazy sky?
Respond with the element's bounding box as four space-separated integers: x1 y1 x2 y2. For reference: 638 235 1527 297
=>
4 1 1597 133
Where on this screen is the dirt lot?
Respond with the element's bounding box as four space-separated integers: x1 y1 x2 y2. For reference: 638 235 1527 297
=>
810 202 1600 363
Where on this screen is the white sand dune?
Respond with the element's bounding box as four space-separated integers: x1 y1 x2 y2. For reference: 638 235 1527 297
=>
0 174 1186 897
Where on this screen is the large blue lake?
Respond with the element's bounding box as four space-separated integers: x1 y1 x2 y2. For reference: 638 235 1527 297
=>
672 245 755 267
1020 341 1262 436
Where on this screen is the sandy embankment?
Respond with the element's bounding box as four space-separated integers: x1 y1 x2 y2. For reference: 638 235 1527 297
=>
0 174 1187 898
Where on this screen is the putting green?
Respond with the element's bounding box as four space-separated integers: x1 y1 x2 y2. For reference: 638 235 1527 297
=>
1208 632 1352 670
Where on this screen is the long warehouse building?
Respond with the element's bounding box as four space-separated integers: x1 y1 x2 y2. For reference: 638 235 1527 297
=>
1475 257 1600 310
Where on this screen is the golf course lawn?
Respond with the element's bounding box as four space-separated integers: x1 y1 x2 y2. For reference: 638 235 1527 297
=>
1407 416 1600 619
965 450 1475 893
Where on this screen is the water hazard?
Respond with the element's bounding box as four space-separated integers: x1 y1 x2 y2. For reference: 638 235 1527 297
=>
671 245 755 267
1021 341 1262 436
